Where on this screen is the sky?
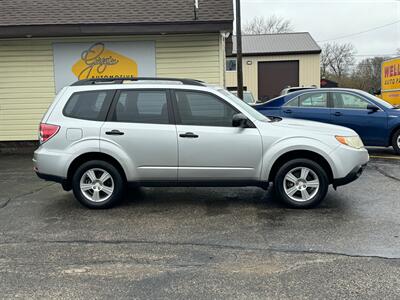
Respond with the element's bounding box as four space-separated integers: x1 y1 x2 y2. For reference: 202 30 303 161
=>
239 0 400 59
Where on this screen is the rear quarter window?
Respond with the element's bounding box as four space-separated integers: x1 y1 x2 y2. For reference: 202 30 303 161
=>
63 90 113 121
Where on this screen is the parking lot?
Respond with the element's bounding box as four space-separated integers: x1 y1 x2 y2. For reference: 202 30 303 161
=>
0 148 399 299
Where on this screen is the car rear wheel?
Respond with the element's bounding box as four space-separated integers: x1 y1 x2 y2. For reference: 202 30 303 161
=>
72 160 125 209
274 158 329 208
392 129 400 155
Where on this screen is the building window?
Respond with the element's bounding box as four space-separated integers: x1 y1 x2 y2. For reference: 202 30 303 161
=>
226 58 237 71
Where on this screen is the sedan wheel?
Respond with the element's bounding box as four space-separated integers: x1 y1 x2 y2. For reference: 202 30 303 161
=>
392 129 400 155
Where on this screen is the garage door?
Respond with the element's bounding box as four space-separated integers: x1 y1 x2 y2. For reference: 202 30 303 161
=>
258 61 299 101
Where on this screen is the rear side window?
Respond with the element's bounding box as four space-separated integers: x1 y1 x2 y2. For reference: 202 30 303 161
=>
113 90 169 124
63 90 112 121
285 97 299 107
299 92 328 108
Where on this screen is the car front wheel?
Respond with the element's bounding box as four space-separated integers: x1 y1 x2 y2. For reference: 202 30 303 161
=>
392 129 400 155
274 158 329 208
72 160 125 209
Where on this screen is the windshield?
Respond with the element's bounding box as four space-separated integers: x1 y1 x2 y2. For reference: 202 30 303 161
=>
217 88 270 121
232 91 255 104
357 90 394 109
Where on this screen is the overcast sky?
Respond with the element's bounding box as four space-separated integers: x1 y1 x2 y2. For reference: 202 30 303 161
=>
239 0 400 59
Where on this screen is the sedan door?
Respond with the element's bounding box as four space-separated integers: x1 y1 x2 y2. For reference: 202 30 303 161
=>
100 89 178 182
330 92 388 146
173 90 263 182
281 92 332 123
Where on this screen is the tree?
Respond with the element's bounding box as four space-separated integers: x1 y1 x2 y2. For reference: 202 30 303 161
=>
351 57 387 93
243 15 293 35
320 42 356 80
397 48 400 55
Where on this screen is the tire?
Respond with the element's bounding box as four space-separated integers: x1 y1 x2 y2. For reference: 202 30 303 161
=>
392 129 400 155
274 158 329 209
72 160 125 209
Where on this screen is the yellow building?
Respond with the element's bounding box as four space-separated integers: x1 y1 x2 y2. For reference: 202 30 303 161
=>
0 0 232 141
226 33 321 101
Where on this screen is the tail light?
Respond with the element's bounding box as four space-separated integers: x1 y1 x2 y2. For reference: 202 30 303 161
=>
39 123 60 144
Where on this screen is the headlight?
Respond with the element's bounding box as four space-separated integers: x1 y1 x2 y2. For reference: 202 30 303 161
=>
335 135 364 149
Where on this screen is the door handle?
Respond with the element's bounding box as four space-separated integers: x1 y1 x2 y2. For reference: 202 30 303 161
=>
333 112 342 117
283 109 292 114
106 130 125 136
179 132 199 138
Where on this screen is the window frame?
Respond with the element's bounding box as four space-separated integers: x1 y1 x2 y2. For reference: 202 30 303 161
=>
63 90 116 121
171 89 249 128
226 57 237 72
106 88 175 125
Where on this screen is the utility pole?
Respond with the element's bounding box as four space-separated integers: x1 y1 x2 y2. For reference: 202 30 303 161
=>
235 0 244 100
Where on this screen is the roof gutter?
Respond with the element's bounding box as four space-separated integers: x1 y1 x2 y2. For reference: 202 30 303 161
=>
227 50 322 57
0 21 233 39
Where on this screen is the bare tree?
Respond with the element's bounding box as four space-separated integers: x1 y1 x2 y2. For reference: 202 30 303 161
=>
321 42 356 79
351 57 387 92
243 15 294 34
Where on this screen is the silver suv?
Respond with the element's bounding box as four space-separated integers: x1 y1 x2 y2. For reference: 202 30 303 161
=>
34 78 369 209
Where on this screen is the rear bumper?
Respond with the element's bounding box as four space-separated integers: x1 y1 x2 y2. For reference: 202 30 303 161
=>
333 163 367 188
35 171 65 184
35 171 71 191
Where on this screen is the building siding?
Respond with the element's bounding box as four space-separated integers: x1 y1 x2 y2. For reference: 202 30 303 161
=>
0 33 223 141
225 54 321 100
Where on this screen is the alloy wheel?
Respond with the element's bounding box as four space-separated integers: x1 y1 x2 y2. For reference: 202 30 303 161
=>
80 168 114 203
283 167 320 202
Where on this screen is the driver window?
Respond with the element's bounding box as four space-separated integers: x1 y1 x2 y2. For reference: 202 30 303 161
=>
332 93 369 109
175 91 239 127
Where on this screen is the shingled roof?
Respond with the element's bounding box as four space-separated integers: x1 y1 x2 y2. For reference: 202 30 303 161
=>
0 0 233 38
229 33 321 56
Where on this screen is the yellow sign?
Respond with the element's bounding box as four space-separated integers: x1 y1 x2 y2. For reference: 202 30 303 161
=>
382 91 400 105
381 57 400 92
72 42 138 79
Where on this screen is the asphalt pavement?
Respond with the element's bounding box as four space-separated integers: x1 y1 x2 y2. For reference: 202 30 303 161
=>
0 149 399 299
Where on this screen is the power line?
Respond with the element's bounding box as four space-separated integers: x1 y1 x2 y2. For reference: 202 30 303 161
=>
317 19 400 42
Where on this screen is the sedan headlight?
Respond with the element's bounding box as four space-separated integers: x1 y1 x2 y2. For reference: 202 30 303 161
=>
335 135 364 149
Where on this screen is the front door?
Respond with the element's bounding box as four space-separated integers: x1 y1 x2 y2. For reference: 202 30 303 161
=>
173 90 263 181
100 89 178 181
330 92 388 146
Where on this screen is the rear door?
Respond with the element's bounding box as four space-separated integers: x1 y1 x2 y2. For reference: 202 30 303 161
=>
281 91 332 123
330 91 388 146
100 89 178 181
172 89 263 181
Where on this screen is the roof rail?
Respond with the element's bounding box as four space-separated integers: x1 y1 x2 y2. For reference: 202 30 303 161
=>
70 77 205 87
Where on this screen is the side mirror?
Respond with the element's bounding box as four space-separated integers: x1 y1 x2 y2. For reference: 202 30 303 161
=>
232 113 248 128
367 104 379 114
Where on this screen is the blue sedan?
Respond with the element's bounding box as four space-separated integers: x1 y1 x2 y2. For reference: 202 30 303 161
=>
253 88 400 154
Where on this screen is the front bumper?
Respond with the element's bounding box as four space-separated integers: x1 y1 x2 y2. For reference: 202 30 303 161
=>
333 163 367 188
